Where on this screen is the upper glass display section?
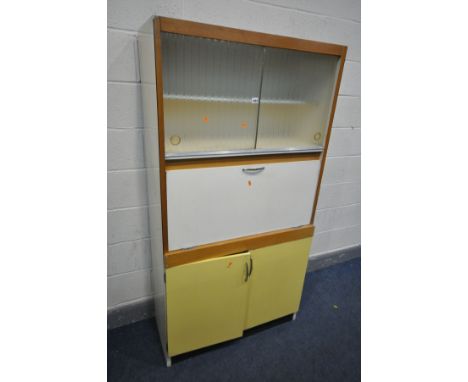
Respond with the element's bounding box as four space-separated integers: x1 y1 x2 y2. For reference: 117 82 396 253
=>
161 32 339 159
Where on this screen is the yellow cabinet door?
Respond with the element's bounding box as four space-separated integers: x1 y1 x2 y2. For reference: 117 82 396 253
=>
166 252 250 357
245 237 312 329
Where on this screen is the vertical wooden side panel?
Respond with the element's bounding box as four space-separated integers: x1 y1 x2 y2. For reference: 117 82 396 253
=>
310 48 348 223
153 17 168 255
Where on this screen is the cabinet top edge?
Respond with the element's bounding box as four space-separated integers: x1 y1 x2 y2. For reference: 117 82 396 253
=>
154 16 347 57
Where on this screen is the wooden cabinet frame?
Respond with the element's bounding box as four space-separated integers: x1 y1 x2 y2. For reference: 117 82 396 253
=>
152 17 347 268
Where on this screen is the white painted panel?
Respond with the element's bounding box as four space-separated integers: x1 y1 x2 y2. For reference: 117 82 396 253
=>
141 85 157 129
138 32 156 85
145 167 161 206
138 22 168 357
166 160 320 250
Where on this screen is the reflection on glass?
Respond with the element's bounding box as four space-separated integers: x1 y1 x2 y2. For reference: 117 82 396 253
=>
255 48 339 150
161 33 263 155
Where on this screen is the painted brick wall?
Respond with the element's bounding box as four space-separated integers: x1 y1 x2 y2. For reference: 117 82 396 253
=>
107 0 361 312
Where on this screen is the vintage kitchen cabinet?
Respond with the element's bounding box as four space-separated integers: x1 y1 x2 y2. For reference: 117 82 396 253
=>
138 16 346 366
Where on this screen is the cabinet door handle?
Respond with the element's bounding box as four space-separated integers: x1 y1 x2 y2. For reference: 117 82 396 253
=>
249 258 253 277
242 167 265 174
244 262 249 282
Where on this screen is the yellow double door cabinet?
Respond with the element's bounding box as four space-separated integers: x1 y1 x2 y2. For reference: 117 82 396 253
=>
166 237 312 357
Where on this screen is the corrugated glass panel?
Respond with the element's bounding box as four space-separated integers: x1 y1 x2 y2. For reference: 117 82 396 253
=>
161 33 263 155
255 48 339 150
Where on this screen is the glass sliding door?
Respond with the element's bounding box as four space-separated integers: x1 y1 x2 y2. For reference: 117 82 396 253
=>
255 47 340 151
161 33 263 158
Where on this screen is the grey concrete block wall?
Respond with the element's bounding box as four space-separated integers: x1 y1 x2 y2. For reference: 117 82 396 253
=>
107 0 361 312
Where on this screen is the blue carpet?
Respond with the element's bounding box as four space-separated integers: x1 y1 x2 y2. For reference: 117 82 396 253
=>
108 257 361 381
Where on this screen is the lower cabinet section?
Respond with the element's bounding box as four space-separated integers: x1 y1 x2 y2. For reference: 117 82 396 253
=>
165 237 312 357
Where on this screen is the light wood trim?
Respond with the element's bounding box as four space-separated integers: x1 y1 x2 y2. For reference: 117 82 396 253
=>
165 152 321 170
159 17 346 56
165 225 315 268
153 18 169 255
310 48 348 223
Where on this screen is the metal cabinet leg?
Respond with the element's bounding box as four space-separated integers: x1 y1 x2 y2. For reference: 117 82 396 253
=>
292 313 297 321
166 355 172 368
